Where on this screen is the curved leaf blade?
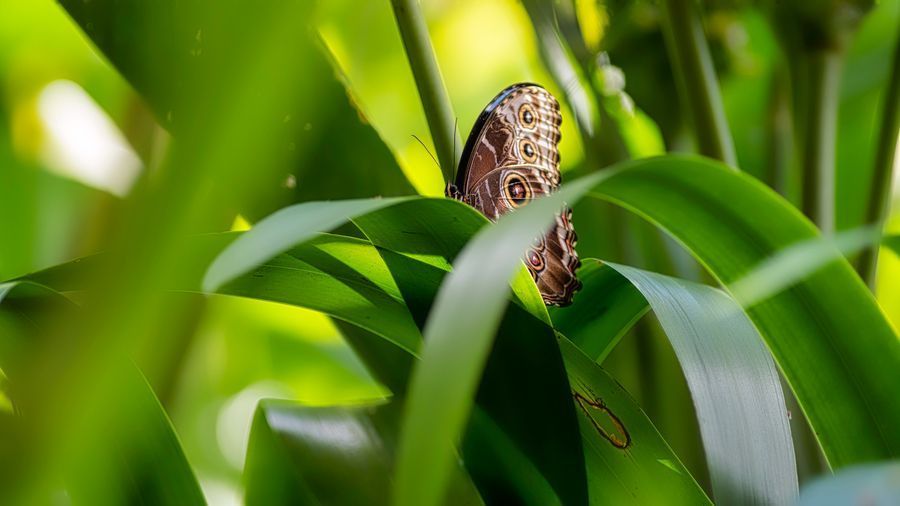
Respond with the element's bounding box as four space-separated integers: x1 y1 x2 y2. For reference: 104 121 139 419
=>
203 198 409 292
0 282 204 505
550 261 649 361
559 338 711 505
244 399 482 505
391 176 600 506
588 156 900 467
608 263 798 505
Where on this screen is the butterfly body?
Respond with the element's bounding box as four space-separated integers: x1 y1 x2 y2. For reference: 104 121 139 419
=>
448 83 580 306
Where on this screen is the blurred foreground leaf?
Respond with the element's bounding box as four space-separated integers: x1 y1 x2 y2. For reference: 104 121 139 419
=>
0 281 203 505
58 0 415 212
798 461 900 506
886 235 900 256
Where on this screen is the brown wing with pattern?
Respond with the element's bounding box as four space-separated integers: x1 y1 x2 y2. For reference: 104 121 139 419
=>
449 83 580 306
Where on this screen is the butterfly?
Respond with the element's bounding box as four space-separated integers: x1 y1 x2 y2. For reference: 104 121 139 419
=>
447 83 581 306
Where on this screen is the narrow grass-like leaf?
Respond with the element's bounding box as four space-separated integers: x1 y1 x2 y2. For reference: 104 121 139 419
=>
0 282 204 505
728 226 881 308
203 198 409 292
244 399 482 505
608 263 798 505
798 462 900 505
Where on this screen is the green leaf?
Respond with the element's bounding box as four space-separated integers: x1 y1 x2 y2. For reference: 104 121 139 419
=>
58 0 415 210
0 281 204 505
549 261 649 361
335 230 702 505
728 226 882 308
559 338 710 505
216 233 422 354
203 198 410 292
25 228 585 504
27 231 423 355
393 152 900 506
798 461 900 505
583 155 900 467
607 263 798 505
390 175 600 506
244 399 482 505
886 235 900 257
353 209 586 505
376 183 796 501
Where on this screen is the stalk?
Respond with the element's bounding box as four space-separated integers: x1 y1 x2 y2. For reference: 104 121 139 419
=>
390 0 461 182
800 50 843 235
857 25 900 288
660 0 737 167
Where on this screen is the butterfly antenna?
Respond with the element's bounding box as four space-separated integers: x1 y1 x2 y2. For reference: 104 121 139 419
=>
411 135 440 170
452 117 459 182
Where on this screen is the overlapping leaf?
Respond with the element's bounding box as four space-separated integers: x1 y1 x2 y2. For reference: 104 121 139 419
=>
0 281 204 505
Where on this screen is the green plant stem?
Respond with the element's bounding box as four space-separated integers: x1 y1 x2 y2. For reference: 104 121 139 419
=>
767 65 794 198
801 49 843 235
390 0 461 183
857 27 900 288
660 0 737 167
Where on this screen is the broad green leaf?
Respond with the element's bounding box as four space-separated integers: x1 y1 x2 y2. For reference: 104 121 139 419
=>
608 263 798 505
559 338 710 505
798 461 900 505
244 399 482 505
0 281 204 505
549 261 649 361
380 186 796 503
351 199 550 323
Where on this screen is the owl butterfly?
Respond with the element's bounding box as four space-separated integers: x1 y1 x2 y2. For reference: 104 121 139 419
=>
447 83 581 306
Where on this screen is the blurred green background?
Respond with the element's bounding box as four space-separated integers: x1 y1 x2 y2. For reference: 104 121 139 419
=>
1 0 898 503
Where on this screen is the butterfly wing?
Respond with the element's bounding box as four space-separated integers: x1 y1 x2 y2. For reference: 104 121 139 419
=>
453 83 561 191
450 83 580 306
